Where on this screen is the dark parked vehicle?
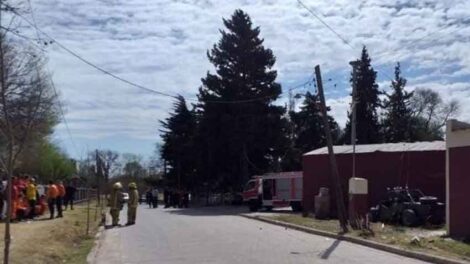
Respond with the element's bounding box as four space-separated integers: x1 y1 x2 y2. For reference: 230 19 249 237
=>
369 187 445 227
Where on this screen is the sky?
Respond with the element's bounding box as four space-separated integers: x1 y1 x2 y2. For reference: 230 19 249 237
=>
11 0 470 159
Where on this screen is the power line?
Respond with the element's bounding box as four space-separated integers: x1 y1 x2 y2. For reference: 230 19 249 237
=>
49 77 81 158
373 25 463 71
297 0 465 82
296 0 354 49
7 7 178 98
296 0 394 81
22 0 80 158
26 0 41 41
10 7 307 104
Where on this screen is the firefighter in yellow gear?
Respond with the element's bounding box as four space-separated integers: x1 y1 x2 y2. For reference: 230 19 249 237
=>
109 182 123 226
126 182 139 225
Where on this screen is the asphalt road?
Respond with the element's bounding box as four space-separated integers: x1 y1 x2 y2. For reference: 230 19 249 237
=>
90 205 429 264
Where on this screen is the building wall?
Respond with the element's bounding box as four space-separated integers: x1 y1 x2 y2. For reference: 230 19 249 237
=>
302 150 445 214
446 120 470 237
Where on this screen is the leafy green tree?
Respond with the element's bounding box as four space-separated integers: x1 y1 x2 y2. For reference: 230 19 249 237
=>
30 141 76 182
196 9 284 190
123 161 146 178
382 63 414 142
160 95 197 189
344 46 382 144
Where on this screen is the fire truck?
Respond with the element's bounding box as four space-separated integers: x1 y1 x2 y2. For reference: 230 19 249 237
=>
242 171 303 212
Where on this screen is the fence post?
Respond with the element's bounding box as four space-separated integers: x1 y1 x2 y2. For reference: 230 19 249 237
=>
94 189 98 222
86 188 91 236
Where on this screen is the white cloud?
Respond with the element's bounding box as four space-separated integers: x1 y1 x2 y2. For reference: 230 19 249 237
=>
10 0 470 157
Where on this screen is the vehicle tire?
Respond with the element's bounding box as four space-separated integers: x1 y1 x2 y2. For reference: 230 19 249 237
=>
379 205 392 222
402 209 418 227
249 199 259 212
291 201 302 212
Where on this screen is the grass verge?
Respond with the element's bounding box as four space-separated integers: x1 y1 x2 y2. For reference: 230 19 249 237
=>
265 214 470 262
0 201 103 264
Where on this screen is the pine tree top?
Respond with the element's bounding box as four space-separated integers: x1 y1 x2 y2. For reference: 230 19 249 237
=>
199 9 280 104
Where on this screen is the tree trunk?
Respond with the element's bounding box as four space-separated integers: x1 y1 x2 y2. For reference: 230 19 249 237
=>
4 140 13 264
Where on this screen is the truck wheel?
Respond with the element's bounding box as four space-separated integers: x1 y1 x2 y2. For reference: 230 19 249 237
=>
379 205 392 222
402 209 418 227
291 202 302 212
249 200 259 212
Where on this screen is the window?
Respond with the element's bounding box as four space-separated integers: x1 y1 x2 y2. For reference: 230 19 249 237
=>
244 181 256 191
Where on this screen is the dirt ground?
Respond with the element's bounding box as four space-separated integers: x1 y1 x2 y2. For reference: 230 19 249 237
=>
0 201 102 264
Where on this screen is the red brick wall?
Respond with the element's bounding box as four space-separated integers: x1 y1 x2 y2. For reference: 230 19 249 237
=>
448 146 470 237
302 150 445 214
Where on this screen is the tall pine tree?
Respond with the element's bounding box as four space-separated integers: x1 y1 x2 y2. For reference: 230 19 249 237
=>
160 96 197 190
284 92 340 169
344 46 382 144
196 9 284 191
382 63 413 142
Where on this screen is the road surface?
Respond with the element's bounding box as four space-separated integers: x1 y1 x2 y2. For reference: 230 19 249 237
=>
90 205 429 264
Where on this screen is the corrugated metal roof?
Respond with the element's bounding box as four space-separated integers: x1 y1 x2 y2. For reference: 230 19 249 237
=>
303 141 445 156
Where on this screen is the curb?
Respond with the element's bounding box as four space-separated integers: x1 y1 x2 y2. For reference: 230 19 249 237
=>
240 214 468 264
86 225 105 264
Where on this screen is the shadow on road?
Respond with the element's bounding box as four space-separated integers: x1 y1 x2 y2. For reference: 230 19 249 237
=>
319 239 341 259
163 206 249 216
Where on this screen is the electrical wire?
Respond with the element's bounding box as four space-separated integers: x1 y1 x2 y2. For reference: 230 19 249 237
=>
15 0 81 158
296 0 395 81
8 6 313 105
50 77 81 158
296 0 354 49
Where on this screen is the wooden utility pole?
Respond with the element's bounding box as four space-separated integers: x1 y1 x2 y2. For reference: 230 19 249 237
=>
349 60 360 178
314 65 349 233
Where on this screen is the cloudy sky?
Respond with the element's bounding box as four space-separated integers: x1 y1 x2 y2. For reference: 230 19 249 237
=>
12 0 470 159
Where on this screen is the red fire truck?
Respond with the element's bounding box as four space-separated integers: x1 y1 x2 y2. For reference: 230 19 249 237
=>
242 171 303 212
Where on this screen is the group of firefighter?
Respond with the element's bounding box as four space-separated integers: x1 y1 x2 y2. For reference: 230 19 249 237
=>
0 175 76 221
108 183 190 227
109 181 139 227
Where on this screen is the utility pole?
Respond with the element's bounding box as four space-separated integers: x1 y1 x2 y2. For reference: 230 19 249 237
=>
314 65 348 233
349 60 360 179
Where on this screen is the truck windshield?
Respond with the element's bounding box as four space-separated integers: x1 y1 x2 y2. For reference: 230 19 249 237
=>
244 181 256 191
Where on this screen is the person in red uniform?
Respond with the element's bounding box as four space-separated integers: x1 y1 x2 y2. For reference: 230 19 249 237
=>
5 176 20 221
56 180 66 218
47 181 59 219
35 195 47 216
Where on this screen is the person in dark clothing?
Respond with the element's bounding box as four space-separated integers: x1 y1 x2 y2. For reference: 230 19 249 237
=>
163 189 170 208
182 191 189 208
64 183 77 210
151 187 159 208
145 190 153 208
171 190 180 208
